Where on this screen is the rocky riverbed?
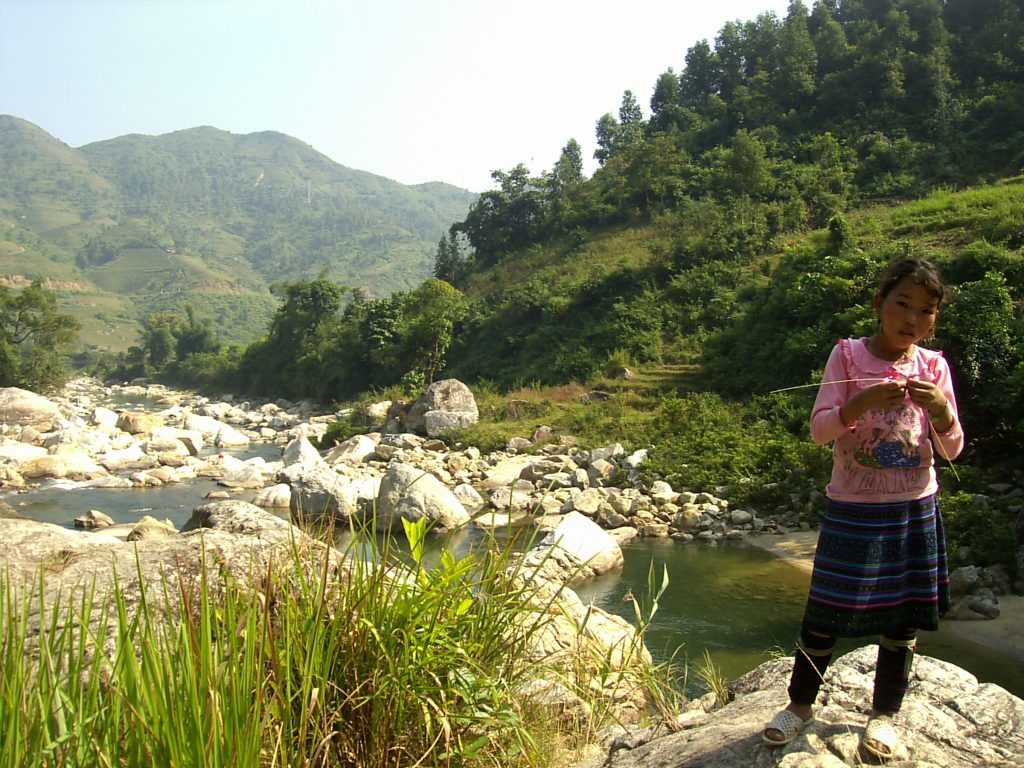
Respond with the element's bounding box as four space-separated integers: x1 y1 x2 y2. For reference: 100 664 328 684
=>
2 377 1023 766
1 377 1017 618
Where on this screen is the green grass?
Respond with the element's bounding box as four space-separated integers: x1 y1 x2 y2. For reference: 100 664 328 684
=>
841 177 1024 257
434 363 706 458
0 515 677 767
460 222 676 302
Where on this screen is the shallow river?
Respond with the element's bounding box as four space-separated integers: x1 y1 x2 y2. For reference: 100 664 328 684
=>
4 427 1022 700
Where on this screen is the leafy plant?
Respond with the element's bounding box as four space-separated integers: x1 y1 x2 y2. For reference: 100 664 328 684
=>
692 649 731 708
2 512 690 767
940 491 1019 577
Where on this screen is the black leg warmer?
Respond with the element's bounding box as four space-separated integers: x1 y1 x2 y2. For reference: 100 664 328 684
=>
787 627 837 705
873 629 917 714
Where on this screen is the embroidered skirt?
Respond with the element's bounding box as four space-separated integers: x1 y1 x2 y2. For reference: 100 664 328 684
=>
801 495 950 636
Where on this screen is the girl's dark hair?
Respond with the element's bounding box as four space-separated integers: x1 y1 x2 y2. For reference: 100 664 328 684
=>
878 257 948 306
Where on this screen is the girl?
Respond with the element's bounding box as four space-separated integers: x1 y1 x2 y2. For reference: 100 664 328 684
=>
763 257 964 759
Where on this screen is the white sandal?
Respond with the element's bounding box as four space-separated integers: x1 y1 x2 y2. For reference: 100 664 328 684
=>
863 715 899 759
762 708 813 746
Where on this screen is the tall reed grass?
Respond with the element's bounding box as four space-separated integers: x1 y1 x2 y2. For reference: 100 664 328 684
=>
0 515 676 767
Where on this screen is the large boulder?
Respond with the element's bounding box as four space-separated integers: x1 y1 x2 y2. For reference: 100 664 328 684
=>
287 463 364 523
182 499 304 539
19 449 108 480
375 463 470 532
0 498 21 518
0 442 49 464
214 423 250 448
324 434 378 465
43 425 114 455
218 464 268 489
404 379 478 437
518 511 624 587
252 483 292 508
0 387 63 430
115 410 165 435
183 414 226 441
584 645 1024 768
521 583 653 727
88 406 119 428
281 436 327 470
149 426 204 456
127 515 178 541
98 444 152 472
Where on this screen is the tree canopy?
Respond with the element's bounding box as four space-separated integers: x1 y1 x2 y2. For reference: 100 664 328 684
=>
0 280 79 392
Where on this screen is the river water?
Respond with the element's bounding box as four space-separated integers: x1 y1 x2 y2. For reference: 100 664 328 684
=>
4 403 1022 700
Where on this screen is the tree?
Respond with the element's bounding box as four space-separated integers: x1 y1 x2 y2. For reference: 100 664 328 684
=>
774 1 817 112
400 279 468 384
140 312 179 369
715 22 746 100
0 279 79 392
455 165 544 262
809 1 850 78
433 229 465 284
550 138 584 191
946 0 1024 86
741 12 784 79
594 113 619 165
650 69 682 131
802 132 855 224
939 271 1021 460
709 130 774 200
617 90 645 151
237 278 344 398
623 134 689 211
359 295 405 385
679 40 720 108
174 305 221 360
545 139 586 222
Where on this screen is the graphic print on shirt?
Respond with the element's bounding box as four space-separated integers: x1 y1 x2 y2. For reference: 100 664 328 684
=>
853 400 922 469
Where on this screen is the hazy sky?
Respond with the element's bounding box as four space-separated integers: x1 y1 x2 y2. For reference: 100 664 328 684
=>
1 0 792 192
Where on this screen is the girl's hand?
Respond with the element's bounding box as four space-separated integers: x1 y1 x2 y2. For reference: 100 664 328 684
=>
859 380 908 410
841 379 906 424
906 378 949 417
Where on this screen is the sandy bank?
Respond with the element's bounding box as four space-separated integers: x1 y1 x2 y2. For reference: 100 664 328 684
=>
743 530 1024 665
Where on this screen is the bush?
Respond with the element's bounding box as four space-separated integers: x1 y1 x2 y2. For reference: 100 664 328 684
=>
318 412 369 449
940 491 1019 577
643 392 830 504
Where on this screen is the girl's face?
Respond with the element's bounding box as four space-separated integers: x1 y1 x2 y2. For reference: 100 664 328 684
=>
873 277 940 357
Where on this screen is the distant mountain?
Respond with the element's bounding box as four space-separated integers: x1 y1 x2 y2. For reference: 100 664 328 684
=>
0 115 477 352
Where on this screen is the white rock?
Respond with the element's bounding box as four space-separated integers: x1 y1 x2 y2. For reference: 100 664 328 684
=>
452 483 485 512
325 434 378 464
0 442 48 464
252 483 292 508
375 463 469 532
214 424 249 448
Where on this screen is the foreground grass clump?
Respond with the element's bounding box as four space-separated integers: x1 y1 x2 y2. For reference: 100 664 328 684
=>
0 518 675 767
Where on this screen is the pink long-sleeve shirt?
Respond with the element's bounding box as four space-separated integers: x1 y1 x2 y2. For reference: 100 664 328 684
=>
810 338 964 503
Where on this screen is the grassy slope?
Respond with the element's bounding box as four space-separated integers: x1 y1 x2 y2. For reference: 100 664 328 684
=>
443 178 1024 453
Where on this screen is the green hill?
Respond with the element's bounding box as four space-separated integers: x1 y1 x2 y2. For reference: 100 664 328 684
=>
0 116 477 352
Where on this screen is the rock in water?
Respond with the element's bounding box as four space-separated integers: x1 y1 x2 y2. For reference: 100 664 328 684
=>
0 387 63 430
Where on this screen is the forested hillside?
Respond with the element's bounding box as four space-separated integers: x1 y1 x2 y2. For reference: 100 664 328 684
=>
0 117 476 352
208 0 1021 405
168 1 1023 510
436 0 1024 385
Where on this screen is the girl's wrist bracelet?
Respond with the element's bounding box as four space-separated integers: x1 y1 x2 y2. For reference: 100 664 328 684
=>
928 403 951 423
